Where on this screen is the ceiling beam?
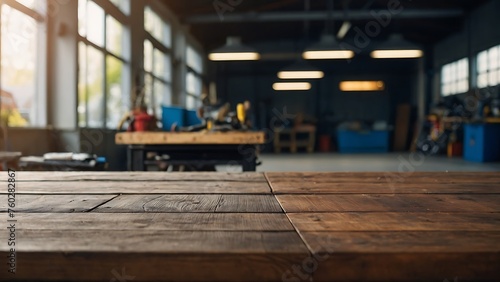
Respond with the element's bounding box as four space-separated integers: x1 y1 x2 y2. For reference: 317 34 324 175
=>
184 9 463 24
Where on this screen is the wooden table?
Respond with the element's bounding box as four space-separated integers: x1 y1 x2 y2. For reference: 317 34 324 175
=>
1 172 499 281
116 132 265 171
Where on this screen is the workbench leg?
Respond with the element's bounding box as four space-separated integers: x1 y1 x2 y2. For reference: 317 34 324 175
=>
130 148 146 171
242 160 256 172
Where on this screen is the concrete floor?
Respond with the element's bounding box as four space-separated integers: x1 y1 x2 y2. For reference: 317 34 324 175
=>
243 153 500 172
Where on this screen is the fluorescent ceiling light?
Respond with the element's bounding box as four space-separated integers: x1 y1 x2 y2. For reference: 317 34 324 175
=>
303 50 354 60
208 37 260 61
340 81 385 92
277 71 324 79
370 50 423 59
303 34 355 60
208 52 260 61
273 82 312 91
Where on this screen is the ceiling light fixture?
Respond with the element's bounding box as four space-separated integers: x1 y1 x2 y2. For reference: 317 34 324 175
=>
339 81 385 92
303 34 354 60
371 50 424 59
273 82 312 91
370 34 423 59
277 60 324 80
208 37 260 61
278 71 324 79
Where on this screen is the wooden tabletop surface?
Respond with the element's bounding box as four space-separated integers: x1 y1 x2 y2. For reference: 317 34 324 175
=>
115 131 266 145
1 171 499 281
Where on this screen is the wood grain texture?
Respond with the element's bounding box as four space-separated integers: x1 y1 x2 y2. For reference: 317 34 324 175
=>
7 252 307 282
9 172 267 182
277 194 500 213
300 231 500 254
3 181 271 194
266 171 500 184
5 230 307 253
288 212 500 231
115 131 266 145
3 230 309 281
0 194 116 213
311 253 499 281
297 232 500 281
93 194 282 213
11 213 294 231
268 181 500 194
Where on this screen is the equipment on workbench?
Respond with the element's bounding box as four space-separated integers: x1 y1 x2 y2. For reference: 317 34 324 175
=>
176 98 252 132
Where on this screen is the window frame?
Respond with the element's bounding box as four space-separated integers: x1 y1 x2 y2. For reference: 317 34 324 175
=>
0 0 47 127
78 0 131 129
185 45 204 110
440 57 469 97
143 5 173 118
476 45 500 89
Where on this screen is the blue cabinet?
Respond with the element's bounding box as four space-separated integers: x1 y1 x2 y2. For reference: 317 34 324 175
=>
337 130 390 153
464 124 500 162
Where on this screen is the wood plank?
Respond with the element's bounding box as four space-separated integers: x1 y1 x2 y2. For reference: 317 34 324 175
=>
266 172 500 184
1 181 271 194
10 213 294 231
277 194 500 213
0 194 116 213
115 131 266 145
300 232 500 282
94 194 282 213
268 181 500 194
288 212 500 232
2 232 308 282
301 231 500 254
7 172 267 182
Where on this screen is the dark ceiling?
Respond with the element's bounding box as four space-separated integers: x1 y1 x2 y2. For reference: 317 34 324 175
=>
162 0 489 51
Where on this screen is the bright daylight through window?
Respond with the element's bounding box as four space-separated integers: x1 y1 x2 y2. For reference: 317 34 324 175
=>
1 0 46 127
78 0 130 129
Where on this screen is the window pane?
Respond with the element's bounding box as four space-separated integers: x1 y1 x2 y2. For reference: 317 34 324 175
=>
144 40 153 72
106 56 127 129
144 6 171 48
186 71 201 95
186 95 197 110
477 50 488 73
187 46 203 73
87 1 104 47
153 48 171 82
489 46 499 71
144 73 153 115
441 65 449 84
153 80 171 118
1 5 37 126
78 0 87 37
478 73 488 88
110 0 130 15
489 70 499 87
86 45 104 127
78 42 87 127
106 15 124 57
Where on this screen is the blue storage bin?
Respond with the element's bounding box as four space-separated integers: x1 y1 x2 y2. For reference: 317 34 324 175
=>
464 123 500 162
337 130 390 153
185 110 202 126
162 106 185 131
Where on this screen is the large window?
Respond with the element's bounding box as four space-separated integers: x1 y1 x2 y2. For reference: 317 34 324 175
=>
185 46 203 109
78 0 130 129
477 45 500 88
441 58 469 96
143 6 172 118
0 0 46 127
